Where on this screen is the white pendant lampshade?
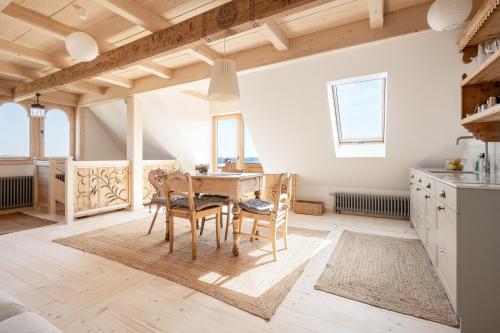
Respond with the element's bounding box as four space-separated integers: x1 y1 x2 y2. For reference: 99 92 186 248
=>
65 32 99 62
207 59 240 102
427 0 472 32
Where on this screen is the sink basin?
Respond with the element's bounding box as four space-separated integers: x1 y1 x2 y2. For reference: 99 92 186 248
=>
428 170 477 174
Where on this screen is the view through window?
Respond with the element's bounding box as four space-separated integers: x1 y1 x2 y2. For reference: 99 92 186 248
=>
44 109 70 157
0 103 30 157
213 114 260 171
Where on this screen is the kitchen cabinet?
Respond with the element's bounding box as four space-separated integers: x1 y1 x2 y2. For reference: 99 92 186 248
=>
409 169 500 333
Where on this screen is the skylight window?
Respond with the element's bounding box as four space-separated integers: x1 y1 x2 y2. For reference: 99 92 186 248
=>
327 73 387 157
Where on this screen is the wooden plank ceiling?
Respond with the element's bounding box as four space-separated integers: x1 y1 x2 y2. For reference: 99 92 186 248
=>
0 0 432 106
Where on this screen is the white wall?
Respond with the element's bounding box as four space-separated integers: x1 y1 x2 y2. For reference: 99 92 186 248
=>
239 30 469 208
82 107 126 161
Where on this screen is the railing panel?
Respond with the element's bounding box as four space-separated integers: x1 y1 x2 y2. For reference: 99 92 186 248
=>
73 161 130 217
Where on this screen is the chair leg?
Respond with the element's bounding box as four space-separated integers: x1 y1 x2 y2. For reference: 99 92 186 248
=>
250 219 258 241
215 210 221 249
190 217 198 260
199 217 206 236
147 205 160 234
271 224 277 261
149 202 152 213
224 212 230 241
168 214 174 252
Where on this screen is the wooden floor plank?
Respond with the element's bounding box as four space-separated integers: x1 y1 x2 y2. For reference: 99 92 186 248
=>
0 209 459 333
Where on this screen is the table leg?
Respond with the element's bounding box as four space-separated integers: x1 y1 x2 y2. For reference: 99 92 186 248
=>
232 201 241 256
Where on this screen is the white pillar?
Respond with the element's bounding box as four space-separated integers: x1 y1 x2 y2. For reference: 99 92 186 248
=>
126 96 144 210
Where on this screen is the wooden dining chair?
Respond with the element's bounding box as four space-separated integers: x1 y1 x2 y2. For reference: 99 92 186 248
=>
237 172 292 261
146 169 168 235
199 195 232 240
163 172 224 260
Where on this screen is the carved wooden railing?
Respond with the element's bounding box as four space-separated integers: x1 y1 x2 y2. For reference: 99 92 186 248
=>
70 160 131 219
142 160 179 203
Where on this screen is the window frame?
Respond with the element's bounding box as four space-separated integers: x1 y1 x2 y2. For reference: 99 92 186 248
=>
42 107 73 158
211 113 261 172
212 113 244 172
328 73 387 144
0 98 75 161
0 102 31 159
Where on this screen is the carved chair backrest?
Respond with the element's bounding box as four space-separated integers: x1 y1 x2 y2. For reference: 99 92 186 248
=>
162 172 195 211
148 169 167 197
271 172 292 216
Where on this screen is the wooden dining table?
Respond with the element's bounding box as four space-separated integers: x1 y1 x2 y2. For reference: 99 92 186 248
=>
189 173 263 256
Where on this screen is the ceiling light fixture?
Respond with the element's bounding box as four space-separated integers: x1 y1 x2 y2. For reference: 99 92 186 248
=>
65 31 99 62
207 36 240 102
427 0 472 32
30 93 46 118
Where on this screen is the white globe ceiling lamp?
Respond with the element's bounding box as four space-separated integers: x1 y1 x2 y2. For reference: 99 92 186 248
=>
65 32 99 62
427 0 472 32
207 58 240 102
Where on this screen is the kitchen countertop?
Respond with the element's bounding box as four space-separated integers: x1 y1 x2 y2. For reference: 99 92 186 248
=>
411 168 500 190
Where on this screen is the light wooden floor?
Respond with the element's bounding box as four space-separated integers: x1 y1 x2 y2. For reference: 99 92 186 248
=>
0 209 460 333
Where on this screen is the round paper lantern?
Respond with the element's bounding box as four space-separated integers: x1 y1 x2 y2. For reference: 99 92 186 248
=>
427 0 472 31
65 32 99 62
207 59 240 102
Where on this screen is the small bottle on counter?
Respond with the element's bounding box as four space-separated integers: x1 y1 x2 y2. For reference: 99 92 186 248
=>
475 153 485 173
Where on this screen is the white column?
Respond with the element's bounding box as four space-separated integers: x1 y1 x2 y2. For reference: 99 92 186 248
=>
126 95 144 210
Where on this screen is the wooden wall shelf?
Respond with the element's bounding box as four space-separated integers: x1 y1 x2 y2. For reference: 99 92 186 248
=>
458 0 500 52
462 50 500 86
462 104 500 124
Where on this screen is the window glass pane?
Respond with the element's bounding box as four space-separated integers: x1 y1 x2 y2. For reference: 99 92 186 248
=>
335 78 385 141
44 109 70 157
216 118 238 166
0 103 30 157
244 125 260 164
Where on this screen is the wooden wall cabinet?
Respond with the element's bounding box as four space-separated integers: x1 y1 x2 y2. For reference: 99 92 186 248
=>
459 0 500 141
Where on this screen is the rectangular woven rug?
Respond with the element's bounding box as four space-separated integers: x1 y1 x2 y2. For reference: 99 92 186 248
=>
315 231 459 327
0 213 57 235
54 218 328 320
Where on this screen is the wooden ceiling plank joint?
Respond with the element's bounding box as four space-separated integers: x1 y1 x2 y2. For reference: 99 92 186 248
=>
92 0 171 31
187 45 221 66
369 0 384 29
261 21 290 51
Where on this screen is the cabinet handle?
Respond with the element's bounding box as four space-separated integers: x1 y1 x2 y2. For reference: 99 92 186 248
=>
411 175 415 179
439 249 446 255
439 191 446 198
425 195 430 199
416 188 421 191
409 182 413 186
418 178 422 183
437 206 445 211
426 183 431 189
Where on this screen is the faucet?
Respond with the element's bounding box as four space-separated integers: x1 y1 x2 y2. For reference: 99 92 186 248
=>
455 136 491 175
456 135 474 145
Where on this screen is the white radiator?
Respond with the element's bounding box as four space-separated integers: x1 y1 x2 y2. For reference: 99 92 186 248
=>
333 192 410 220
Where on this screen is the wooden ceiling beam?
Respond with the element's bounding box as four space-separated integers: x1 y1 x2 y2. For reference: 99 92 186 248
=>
14 0 332 99
135 62 173 79
78 2 432 107
187 45 221 66
0 37 70 68
0 3 169 87
261 22 289 51
369 0 384 29
65 82 107 95
0 62 39 81
92 0 171 31
94 74 134 88
1 3 74 40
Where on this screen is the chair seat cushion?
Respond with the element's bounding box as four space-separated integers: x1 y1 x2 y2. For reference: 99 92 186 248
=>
0 312 62 333
151 195 166 205
0 290 27 322
201 194 231 202
240 199 274 215
172 197 223 211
